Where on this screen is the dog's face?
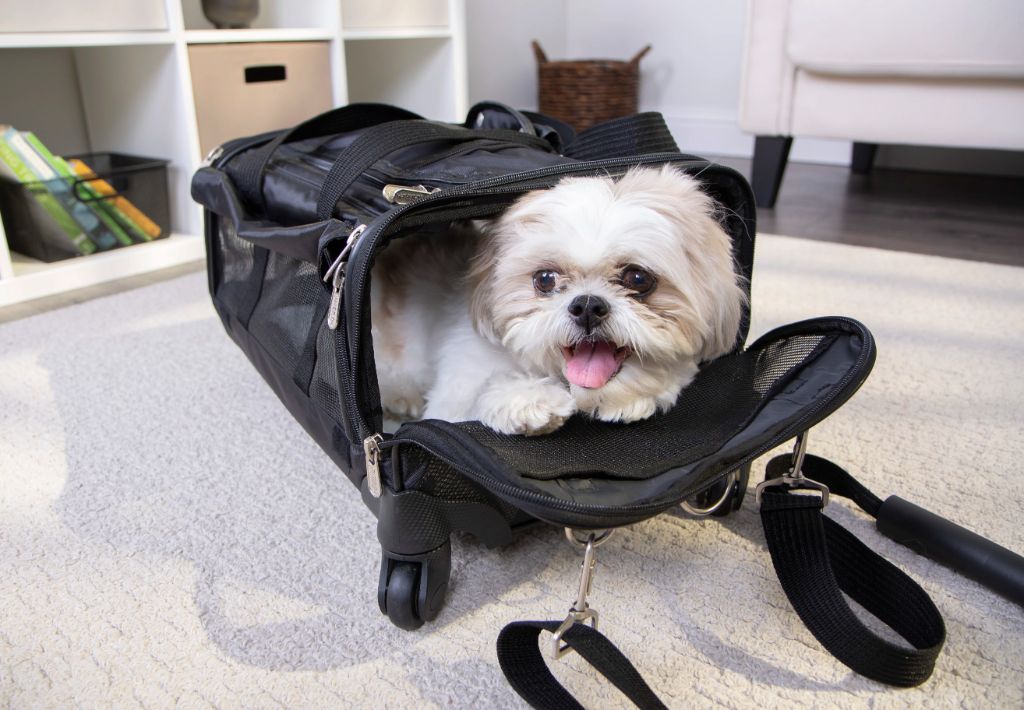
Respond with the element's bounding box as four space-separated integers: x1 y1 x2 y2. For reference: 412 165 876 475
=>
469 166 745 395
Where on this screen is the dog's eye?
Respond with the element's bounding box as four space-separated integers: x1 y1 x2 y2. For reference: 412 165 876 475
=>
533 270 559 294
621 267 656 295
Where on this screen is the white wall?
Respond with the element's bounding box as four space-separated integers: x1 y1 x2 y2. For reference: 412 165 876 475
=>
465 0 567 112
564 0 760 157
0 49 91 155
466 0 846 161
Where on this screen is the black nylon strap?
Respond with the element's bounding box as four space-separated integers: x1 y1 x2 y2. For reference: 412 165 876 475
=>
314 122 554 221
563 112 681 161
496 621 668 710
760 456 945 687
235 103 423 208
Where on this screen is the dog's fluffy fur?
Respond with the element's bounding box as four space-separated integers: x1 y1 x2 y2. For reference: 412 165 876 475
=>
371 166 746 435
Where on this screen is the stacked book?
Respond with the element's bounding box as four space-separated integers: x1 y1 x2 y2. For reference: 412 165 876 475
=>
0 126 162 259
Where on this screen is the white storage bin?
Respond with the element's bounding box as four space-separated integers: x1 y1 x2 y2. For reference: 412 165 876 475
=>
0 0 168 33
341 0 449 31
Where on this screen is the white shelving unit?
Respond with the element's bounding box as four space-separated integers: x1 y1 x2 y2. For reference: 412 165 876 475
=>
0 0 467 308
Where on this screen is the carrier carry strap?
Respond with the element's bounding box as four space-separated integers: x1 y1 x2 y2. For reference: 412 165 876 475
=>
758 454 947 687
497 454 956 707
497 621 667 710
234 103 424 208
563 112 681 161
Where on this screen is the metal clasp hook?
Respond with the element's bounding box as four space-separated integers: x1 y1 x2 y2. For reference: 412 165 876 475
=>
550 528 613 660
754 430 830 506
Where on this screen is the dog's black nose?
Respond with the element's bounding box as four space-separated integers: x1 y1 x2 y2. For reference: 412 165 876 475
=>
568 294 610 332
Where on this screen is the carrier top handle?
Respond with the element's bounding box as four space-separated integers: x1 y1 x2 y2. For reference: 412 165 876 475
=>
234 103 424 208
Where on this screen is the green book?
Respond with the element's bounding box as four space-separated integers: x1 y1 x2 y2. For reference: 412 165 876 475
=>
0 130 97 256
3 127 117 251
23 132 133 247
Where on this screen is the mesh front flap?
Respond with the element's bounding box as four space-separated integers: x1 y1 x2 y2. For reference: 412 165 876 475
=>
445 331 836 481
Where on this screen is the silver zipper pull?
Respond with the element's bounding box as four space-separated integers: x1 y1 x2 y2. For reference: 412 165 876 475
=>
363 433 385 497
327 263 345 330
383 183 441 204
323 224 367 330
201 144 225 168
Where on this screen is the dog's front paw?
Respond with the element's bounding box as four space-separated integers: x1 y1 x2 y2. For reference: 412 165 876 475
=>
478 377 576 436
594 396 659 424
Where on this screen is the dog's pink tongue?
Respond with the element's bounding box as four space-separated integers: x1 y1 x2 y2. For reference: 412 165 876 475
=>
565 340 619 389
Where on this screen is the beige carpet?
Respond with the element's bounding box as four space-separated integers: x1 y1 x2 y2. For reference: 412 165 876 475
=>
2 234 1022 708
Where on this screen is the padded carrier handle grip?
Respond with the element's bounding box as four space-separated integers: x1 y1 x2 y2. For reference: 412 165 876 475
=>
877 495 1024 606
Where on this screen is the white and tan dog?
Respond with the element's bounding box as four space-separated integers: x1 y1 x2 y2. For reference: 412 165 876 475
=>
371 166 746 435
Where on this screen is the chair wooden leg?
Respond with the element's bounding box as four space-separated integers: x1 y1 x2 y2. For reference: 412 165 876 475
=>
751 136 793 208
851 142 878 174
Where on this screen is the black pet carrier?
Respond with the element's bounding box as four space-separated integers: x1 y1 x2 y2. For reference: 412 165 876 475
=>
191 102 1023 705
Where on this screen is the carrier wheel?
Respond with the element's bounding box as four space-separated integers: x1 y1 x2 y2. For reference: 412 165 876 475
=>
382 561 422 630
377 540 452 630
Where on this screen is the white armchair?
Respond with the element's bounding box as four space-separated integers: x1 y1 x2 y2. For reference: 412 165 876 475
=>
738 0 1024 207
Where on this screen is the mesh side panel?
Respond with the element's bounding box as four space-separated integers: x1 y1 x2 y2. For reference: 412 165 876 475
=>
310 319 342 422
248 251 322 376
403 447 531 526
452 333 831 481
214 219 256 316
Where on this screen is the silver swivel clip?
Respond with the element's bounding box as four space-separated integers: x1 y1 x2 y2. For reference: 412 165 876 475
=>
550 528 613 660
754 429 830 506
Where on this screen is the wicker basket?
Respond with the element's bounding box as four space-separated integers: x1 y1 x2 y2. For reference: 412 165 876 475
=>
533 40 652 132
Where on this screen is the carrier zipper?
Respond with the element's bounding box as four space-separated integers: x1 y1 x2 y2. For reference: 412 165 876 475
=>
341 153 734 439
206 129 286 170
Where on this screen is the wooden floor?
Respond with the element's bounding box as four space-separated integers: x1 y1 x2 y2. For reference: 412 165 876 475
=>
1 159 1022 323
712 156 1024 267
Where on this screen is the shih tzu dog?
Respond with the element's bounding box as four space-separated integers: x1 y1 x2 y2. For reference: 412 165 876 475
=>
371 165 746 435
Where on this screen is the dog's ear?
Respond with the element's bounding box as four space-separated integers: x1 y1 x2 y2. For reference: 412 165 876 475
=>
695 237 745 361
467 223 501 343
625 166 746 361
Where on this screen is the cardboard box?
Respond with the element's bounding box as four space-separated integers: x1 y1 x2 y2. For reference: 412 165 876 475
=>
188 42 333 156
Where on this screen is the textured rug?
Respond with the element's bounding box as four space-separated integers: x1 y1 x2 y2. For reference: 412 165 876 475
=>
2 234 1022 708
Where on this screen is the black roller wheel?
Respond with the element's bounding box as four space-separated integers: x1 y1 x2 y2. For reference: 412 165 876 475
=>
383 561 423 630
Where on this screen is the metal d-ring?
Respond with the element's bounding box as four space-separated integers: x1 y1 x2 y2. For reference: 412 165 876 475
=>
680 469 740 516
550 528 613 660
